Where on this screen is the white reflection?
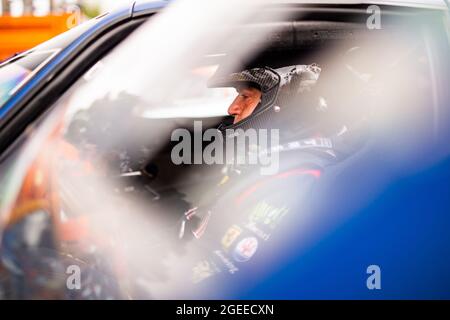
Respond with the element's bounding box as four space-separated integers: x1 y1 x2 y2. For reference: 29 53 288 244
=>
0 0 446 300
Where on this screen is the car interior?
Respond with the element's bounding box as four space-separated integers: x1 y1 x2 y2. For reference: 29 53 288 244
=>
47 7 443 241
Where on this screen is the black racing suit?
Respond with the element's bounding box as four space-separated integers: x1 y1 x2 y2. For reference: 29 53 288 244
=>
179 126 367 296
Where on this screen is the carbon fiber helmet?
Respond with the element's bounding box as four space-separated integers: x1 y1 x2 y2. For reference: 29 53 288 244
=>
208 64 321 133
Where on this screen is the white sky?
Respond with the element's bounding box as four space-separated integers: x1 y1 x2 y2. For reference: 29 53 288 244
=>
96 0 135 13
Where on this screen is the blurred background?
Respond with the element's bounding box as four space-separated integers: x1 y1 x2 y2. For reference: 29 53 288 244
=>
0 0 133 61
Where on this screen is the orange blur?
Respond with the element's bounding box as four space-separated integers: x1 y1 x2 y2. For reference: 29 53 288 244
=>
0 14 74 61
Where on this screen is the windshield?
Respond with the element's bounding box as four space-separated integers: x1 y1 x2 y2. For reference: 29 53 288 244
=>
0 0 449 300
0 15 104 115
0 50 60 112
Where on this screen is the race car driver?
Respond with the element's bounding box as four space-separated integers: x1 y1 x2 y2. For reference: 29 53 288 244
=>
173 63 369 289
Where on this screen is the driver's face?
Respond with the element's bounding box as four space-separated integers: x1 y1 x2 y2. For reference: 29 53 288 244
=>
227 87 262 124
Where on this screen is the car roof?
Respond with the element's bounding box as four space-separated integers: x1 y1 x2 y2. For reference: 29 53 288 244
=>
281 0 447 10
132 0 448 14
